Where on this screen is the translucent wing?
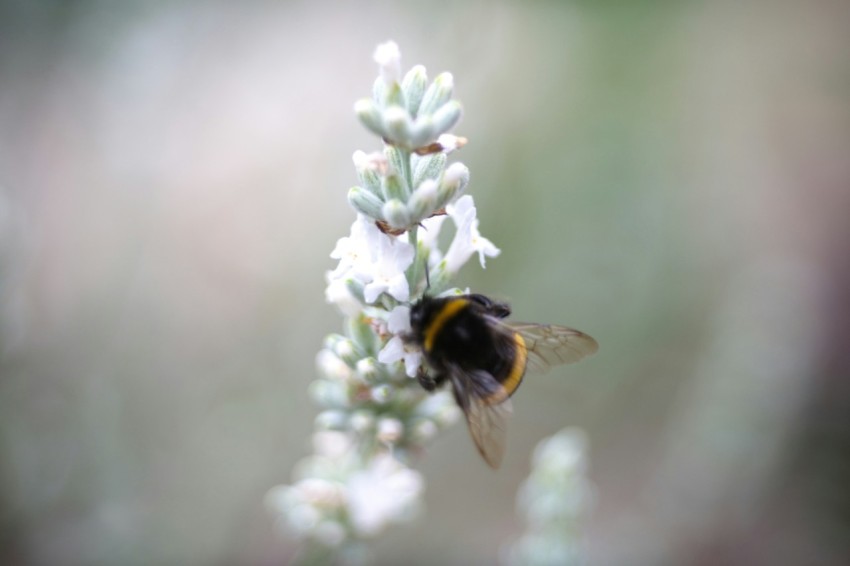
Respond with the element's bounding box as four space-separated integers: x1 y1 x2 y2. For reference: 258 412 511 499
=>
507 322 598 372
449 367 513 469
465 394 512 469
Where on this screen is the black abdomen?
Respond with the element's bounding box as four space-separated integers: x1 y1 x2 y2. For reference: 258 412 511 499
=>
429 306 516 384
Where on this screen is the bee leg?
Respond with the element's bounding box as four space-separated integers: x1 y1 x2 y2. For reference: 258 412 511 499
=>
416 368 447 392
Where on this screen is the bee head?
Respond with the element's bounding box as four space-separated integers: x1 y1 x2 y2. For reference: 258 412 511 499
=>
409 296 429 336
407 259 441 340
407 259 431 333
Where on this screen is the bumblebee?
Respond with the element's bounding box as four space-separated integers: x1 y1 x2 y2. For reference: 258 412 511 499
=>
408 293 598 468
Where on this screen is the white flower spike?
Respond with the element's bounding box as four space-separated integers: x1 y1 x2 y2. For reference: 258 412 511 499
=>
270 41 503 558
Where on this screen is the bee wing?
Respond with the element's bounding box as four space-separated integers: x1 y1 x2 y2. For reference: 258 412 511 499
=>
466 394 512 469
507 322 598 372
449 367 512 469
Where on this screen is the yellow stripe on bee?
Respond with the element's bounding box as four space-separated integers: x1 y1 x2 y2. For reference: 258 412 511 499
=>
485 333 528 405
423 298 469 353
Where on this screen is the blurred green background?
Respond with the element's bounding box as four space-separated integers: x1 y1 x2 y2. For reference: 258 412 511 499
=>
2 1 849 565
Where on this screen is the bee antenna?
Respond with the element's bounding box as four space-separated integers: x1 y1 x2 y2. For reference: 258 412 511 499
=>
424 260 431 296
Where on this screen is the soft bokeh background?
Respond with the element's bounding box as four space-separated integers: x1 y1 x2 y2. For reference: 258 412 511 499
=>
2 1 849 565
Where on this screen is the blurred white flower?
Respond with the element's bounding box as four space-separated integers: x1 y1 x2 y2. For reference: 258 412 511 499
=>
506 428 591 566
314 520 347 547
378 335 422 378
285 502 321 536
347 454 423 537
378 306 422 377
436 133 467 154
386 305 411 333
325 277 362 317
292 477 347 508
329 215 415 304
418 214 447 265
315 349 353 381
312 431 355 458
362 235 415 303
413 390 460 424
376 417 404 444
373 40 401 86
352 149 389 175
329 216 382 283
444 195 499 272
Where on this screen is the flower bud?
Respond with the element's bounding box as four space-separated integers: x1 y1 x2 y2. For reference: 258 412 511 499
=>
370 384 393 404
402 64 427 116
382 199 411 230
356 357 380 383
408 179 438 221
419 72 454 116
381 172 408 202
315 410 348 430
412 152 446 189
411 419 438 443
349 410 375 433
383 106 412 146
409 116 437 149
348 186 385 219
431 101 462 136
354 99 385 138
309 380 349 408
377 417 404 443
352 150 384 195
383 81 405 109
437 162 470 208
373 40 401 87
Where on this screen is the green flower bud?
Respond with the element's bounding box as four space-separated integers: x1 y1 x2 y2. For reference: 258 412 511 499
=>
315 410 348 430
419 72 454 115
409 117 437 149
383 81 405 109
381 172 408 202
348 186 385 219
436 162 470 208
383 106 412 146
408 179 438 221
431 101 462 136
412 152 447 189
402 64 427 117
382 199 411 230
354 98 385 138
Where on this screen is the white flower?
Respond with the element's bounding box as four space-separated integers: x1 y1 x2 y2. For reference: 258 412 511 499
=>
418 214 446 263
362 235 415 303
378 306 422 377
415 390 462 426
376 418 404 444
329 216 415 304
352 150 389 176
373 40 401 86
444 195 500 272
292 478 347 509
324 276 362 317
329 216 382 283
378 336 422 378
386 305 412 334
436 133 467 154
315 349 352 381
312 431 355 459
346 454 423 537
